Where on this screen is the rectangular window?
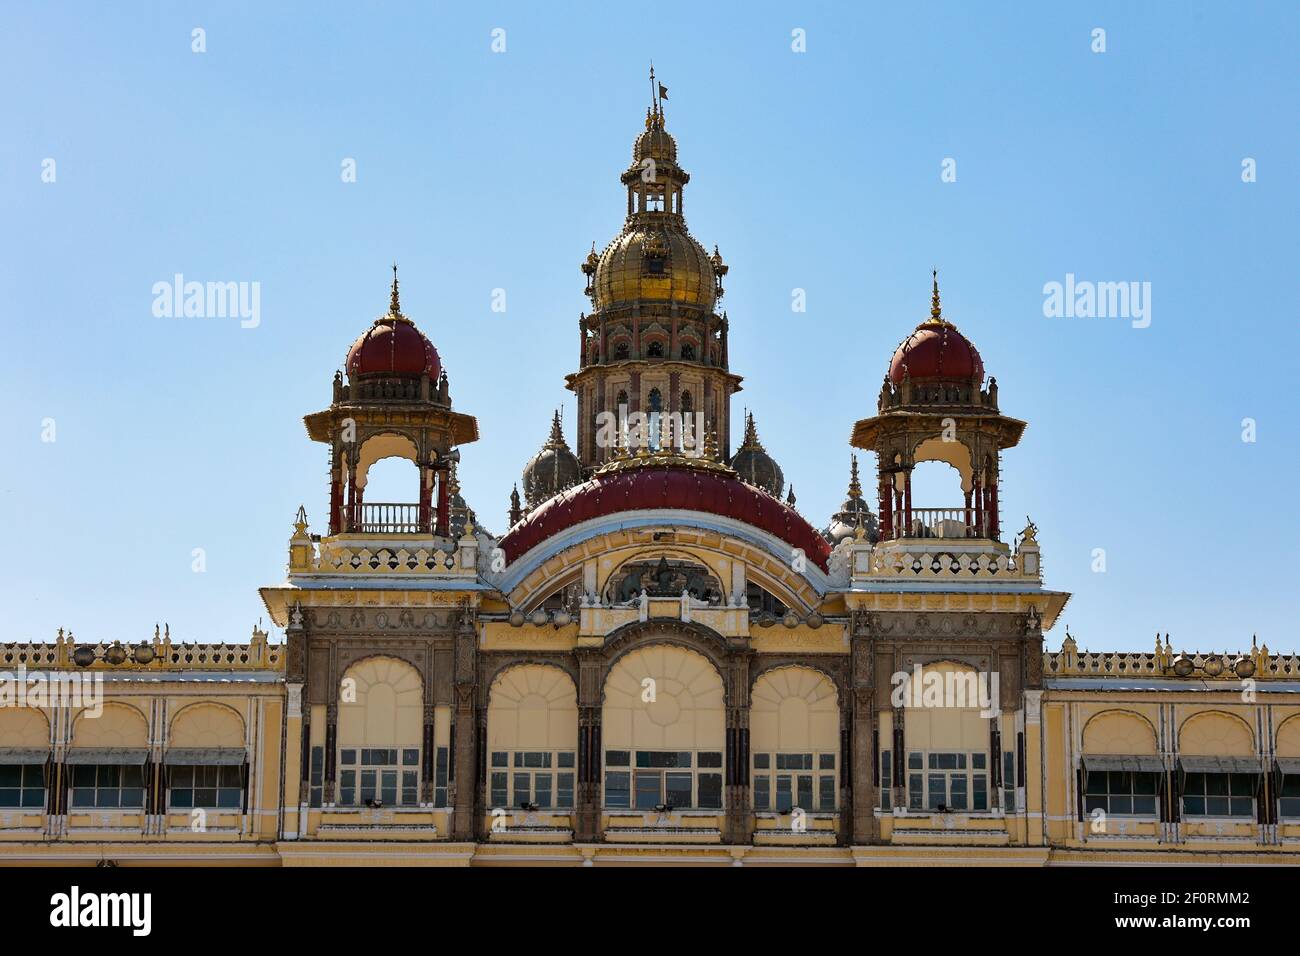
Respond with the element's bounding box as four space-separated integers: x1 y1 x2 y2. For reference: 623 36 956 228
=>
434 746 449 808
907 751 989 813
309 746 324 808
1084 770 1158 816
0 764 45 809
491 751 576 810
879 751 892 811
604 770 631 808
337 747 419 807
168 764 243 810
1280 774 1300 818
752 752 837 813
1002 750 1016 812
70 764 145 809
1182 772 1254 818
609 750 724 810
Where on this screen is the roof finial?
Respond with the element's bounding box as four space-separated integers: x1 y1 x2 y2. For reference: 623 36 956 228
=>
390 262 402 317
928 268 944 324
647 61 666 128
741 409 761 449
847 454 863 500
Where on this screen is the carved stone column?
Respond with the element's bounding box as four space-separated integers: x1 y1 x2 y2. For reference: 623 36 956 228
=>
574 647 605 842
724 647 753 844
450 620 478 841
850 615 878 843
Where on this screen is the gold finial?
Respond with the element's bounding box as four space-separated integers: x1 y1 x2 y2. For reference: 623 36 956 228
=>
740 410 764 450
847 454 862 500
546 409 566 447
927 269 944 324
702 429 722 463
389 263 402 317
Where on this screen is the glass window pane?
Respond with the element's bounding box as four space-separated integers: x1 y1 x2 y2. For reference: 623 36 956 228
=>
634 772 661 809
796 775 813 810
513 773 531 807
927 774 946 809
605 771 630 808
818 774 836 811
534 773 553 808
665 772 692 808
775 776 793 812
698 773 722 809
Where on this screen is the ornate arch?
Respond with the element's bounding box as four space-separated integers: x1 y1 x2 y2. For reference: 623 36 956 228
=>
1277 714 1300 757
601 618 730 682
1178 710 1255 754
751 660 848 704
71 702 149 747
500 524 828 615
1081 709 1158 755
480 654 580 700
168 701 247 748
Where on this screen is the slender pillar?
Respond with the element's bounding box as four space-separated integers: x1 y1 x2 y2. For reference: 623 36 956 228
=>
575 648 604 842
903 468 913 535
989 470 1000 540
417 462 432 533
724 651 753 844
345 463 357 532
451 627 477 840
878 473 893 538
435 468 450 537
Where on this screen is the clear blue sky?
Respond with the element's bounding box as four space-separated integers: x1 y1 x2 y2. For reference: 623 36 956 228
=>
2 2 1296 653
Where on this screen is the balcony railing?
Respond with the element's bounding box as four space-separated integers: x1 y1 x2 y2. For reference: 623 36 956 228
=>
887 507 992 540
356 502 426 534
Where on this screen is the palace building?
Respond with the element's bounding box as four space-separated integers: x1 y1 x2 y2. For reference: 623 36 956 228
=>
2 90 1297 868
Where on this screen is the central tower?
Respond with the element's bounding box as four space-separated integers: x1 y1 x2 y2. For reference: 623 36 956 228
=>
566 79 741 472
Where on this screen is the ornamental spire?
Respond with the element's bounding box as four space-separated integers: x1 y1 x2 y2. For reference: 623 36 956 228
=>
390 263 401 316
739 410 764 450
847 454 863 500
927 269 944 325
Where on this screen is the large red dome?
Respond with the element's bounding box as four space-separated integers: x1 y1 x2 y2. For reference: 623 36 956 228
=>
346 318 441 380
498 465 832 571
888 321 983 384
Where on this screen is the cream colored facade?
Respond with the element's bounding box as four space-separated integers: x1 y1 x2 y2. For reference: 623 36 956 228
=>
2 89 1293 869
2 541 1296 866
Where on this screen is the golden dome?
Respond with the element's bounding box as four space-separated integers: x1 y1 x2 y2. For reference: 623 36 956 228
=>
633 118 677 164
594 223 716 310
